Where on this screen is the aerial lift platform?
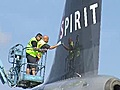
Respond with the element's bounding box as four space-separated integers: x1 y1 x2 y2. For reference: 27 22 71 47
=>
0 44 47 89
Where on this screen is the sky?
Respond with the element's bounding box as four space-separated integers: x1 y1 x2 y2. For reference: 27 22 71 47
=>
0 0 120 90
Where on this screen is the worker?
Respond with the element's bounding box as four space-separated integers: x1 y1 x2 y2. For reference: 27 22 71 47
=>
37 35 61 60
26 33 44 75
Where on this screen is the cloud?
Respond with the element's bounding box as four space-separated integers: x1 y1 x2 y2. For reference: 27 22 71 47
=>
0 31 11 45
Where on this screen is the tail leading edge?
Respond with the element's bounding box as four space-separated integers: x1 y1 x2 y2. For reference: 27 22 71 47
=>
46 0 102 84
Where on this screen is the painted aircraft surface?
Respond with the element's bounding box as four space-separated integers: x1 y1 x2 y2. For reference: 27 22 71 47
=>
33 0 120 90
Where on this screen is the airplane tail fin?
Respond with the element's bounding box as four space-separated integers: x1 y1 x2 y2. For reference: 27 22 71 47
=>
46 0 102 83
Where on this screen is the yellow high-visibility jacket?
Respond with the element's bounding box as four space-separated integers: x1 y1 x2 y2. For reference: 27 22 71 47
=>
26 37 39 57
37 39 46 59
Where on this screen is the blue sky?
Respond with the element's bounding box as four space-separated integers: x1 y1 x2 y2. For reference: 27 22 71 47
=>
0 0 120 90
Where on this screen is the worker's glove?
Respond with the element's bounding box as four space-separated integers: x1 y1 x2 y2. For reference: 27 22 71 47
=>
61 42 64 45
37 54 41 60
56 41 62 46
